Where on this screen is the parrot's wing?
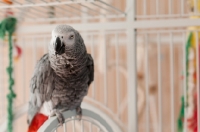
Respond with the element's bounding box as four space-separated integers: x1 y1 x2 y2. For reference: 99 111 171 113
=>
87 54 94 86
27 53 54 125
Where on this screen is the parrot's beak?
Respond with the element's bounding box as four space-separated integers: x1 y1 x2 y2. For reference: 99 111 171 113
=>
54 37 65 56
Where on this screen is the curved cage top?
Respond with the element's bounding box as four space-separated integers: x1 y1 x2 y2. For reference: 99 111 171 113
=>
0 0 126 24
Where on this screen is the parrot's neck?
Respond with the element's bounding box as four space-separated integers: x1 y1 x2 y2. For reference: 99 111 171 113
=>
48 51 88 78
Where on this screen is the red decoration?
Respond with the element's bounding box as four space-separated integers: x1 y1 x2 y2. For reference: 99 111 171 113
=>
14 44 22 62
28 113 48 132
4 9 14 18
187 93 198 132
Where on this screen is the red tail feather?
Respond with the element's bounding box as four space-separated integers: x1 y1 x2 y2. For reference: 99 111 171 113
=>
28 113 48 132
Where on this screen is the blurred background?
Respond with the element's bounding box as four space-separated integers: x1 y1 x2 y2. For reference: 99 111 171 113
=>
0 0 199 132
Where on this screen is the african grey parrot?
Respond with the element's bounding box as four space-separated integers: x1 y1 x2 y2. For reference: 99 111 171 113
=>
27 25 94 131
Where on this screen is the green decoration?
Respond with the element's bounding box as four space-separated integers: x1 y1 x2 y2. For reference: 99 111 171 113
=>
0 17 17 132
177 32 192 132
177 97 185 132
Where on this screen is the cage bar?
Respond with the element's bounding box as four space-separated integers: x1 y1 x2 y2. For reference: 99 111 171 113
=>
90 2 118 15
72 120 76 132
22 38 26 103
32 37 37 66
144 33 150 132
168 0 172 14
181 0 184 16
81 120 84 132
143 0 146 15
95 0 125 14
0 1 94 8
89 122 92 132
156 0 159 15
43 37 47 55
58 5 81 16
115 33 120 118
169 33 175 132
79 3 104 16
0 0 125 23
157 33 162 132
182 31 187 132
103 32 108 106
63 122 66 132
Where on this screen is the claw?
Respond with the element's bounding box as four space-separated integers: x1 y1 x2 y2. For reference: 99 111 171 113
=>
50 109 65 126
76 106 82 121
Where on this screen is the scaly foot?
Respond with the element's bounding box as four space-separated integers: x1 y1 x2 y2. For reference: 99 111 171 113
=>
50 109 65 126
76 106 82 121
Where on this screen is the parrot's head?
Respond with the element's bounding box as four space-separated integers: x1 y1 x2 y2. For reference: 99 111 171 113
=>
49 25 85 57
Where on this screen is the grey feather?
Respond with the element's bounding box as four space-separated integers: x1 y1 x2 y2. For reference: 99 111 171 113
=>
27 25 94 125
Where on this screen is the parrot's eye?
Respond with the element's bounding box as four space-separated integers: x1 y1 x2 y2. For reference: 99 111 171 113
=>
69 35 74 39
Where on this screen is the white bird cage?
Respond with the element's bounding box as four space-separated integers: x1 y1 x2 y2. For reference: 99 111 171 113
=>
0 0 199 132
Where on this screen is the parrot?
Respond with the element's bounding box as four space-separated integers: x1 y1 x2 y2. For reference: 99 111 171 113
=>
27 25 94 132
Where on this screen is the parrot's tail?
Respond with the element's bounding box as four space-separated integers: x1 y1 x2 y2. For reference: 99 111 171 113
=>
27 113 48 132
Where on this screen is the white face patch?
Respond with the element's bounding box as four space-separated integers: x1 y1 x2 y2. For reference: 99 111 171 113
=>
62 32 75 47
51 31 75 48
49 31 76 57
